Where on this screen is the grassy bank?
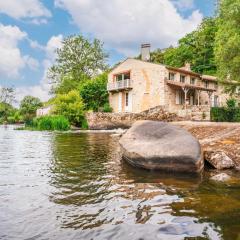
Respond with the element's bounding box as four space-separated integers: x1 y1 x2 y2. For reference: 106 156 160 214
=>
19 115 70 131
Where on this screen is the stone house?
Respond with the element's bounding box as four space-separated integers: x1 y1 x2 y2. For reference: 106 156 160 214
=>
107 44 228 118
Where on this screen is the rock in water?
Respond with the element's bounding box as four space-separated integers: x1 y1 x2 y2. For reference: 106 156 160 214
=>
119 120 203 173
210 173 231 182
204 151 235 170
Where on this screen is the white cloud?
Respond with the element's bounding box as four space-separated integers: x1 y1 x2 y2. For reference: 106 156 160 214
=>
0 24 40 79
16 35 63 103
0 0 51 23
0 24 39 79
55 0 203 55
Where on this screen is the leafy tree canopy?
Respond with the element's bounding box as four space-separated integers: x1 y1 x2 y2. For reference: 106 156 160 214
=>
79 72 109 111
150 18 218 75
49 35 109 94
215 0 240 85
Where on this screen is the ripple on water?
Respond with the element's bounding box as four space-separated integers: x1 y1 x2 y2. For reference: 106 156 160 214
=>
1 126 240 240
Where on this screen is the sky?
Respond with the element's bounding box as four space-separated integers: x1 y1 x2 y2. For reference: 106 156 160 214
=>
0 0 216 103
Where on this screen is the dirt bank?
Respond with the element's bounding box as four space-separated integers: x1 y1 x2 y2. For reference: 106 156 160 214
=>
172 122 240 167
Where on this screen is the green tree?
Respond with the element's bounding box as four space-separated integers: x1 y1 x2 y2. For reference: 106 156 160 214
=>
215 0 240 86
20 96 42 122
79 72 109 111
49 35 108 94
54 90 85 126
150 18 218 75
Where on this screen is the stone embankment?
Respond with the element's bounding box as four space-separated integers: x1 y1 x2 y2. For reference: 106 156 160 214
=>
86 106 182 130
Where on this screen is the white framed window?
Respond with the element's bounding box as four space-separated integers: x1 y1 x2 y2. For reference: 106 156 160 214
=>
115 72 130 81
190 78 196 85
169 72 175 81
180 75 185 83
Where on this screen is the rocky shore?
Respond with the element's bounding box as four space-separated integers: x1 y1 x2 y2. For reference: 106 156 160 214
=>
173 121 240 168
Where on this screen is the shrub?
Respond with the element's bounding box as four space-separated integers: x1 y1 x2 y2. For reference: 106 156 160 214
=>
103 103 112 113
226 98 237 108
79 72 109 111
211 107 240 122
27 115 70 131
54 90 85 126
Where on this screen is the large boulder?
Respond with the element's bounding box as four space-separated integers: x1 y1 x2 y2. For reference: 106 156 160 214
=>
119 120 203 173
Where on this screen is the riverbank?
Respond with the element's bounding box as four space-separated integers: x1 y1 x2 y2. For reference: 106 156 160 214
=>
172 121 240 168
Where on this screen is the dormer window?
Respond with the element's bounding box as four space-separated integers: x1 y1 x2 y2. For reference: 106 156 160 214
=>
169 72 175 81
190 78 196 85
180 75 185 83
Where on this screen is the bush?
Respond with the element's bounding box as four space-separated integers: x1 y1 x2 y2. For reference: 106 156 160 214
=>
79 72 109 111
27 115 70 131
103 103 112 113
54 90 85 127
211 107 240 122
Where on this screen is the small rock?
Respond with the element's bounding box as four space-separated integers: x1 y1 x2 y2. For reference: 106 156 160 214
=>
204 150 235 170
210 173 231 182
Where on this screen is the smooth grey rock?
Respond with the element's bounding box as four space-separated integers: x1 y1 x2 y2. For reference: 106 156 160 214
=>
204 151 235 170
119 120 203 173
210 173 231 182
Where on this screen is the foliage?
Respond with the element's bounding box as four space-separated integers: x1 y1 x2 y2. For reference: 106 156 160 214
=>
102 103 113 113
48 35 108 94
79 72 109 111
20 96 42 122
150 18 218 75
211 98 240 122
226 98 237 108
54 90 85 126
26 115 70 131
215 0 240 87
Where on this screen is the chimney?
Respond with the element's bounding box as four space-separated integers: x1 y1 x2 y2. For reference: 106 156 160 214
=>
141 43 151 62
184 62 191 71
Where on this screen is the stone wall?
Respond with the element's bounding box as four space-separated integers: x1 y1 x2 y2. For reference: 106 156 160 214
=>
86 106 181 130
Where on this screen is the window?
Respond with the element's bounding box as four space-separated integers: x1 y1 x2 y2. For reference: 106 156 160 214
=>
115 72 130 81
204 81 209 89
180 75 185 83
214 82 218 90
190 78 196 85
169 72 175 81
125 92 129 107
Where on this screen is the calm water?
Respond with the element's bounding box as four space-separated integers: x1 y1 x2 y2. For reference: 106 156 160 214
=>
1 126 240 240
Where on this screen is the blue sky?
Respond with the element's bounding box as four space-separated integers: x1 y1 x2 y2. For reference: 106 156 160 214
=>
0 0 216 102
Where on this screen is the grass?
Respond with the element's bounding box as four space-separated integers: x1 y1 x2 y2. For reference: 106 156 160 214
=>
25 115 70 131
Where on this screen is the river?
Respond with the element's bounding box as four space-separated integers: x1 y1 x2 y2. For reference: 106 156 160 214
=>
1 125 240 240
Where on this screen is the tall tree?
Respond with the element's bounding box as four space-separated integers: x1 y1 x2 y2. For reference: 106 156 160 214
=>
215 0 240 86
150 18 218 75
48 35 108 94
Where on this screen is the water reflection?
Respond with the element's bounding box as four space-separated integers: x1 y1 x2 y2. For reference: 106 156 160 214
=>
1 127 240 239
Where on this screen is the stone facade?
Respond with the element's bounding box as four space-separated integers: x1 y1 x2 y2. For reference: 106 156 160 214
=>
107 58 229 118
